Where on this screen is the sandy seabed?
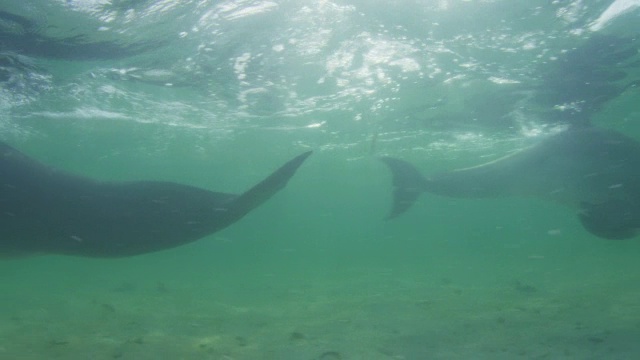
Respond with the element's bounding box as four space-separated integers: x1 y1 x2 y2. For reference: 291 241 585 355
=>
2 254 640 360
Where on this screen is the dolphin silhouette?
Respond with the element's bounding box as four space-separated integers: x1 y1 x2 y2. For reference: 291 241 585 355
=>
380 125 640 239
0 142 311 258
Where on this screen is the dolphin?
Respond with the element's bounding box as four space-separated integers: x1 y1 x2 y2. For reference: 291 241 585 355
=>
380 125 640 240
0 141 311 258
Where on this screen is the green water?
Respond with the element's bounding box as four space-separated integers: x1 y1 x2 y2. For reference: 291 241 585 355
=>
2 0 640 359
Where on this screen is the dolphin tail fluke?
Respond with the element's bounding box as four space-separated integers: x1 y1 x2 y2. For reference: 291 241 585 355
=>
379 157 427 219
226 151 312 222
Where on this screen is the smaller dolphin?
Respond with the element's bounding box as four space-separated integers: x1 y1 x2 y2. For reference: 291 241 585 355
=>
380 125 640 239
1 142 311 258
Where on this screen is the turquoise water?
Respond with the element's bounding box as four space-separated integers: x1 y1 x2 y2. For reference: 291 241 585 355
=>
2 1 640 359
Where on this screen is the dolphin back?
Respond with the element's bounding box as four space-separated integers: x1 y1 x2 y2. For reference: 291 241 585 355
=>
0 142 312 258
378 126 640 240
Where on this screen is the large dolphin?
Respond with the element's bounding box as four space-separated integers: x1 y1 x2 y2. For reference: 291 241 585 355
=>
0 141 311 258
380 125 640 239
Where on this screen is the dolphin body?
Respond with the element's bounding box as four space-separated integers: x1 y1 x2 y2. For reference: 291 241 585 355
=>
0 142 311 258
381 125 640 240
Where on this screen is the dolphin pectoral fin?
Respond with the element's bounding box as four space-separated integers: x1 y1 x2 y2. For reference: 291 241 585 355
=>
224 151 312 223
379 157 427 219
578 200 640 240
